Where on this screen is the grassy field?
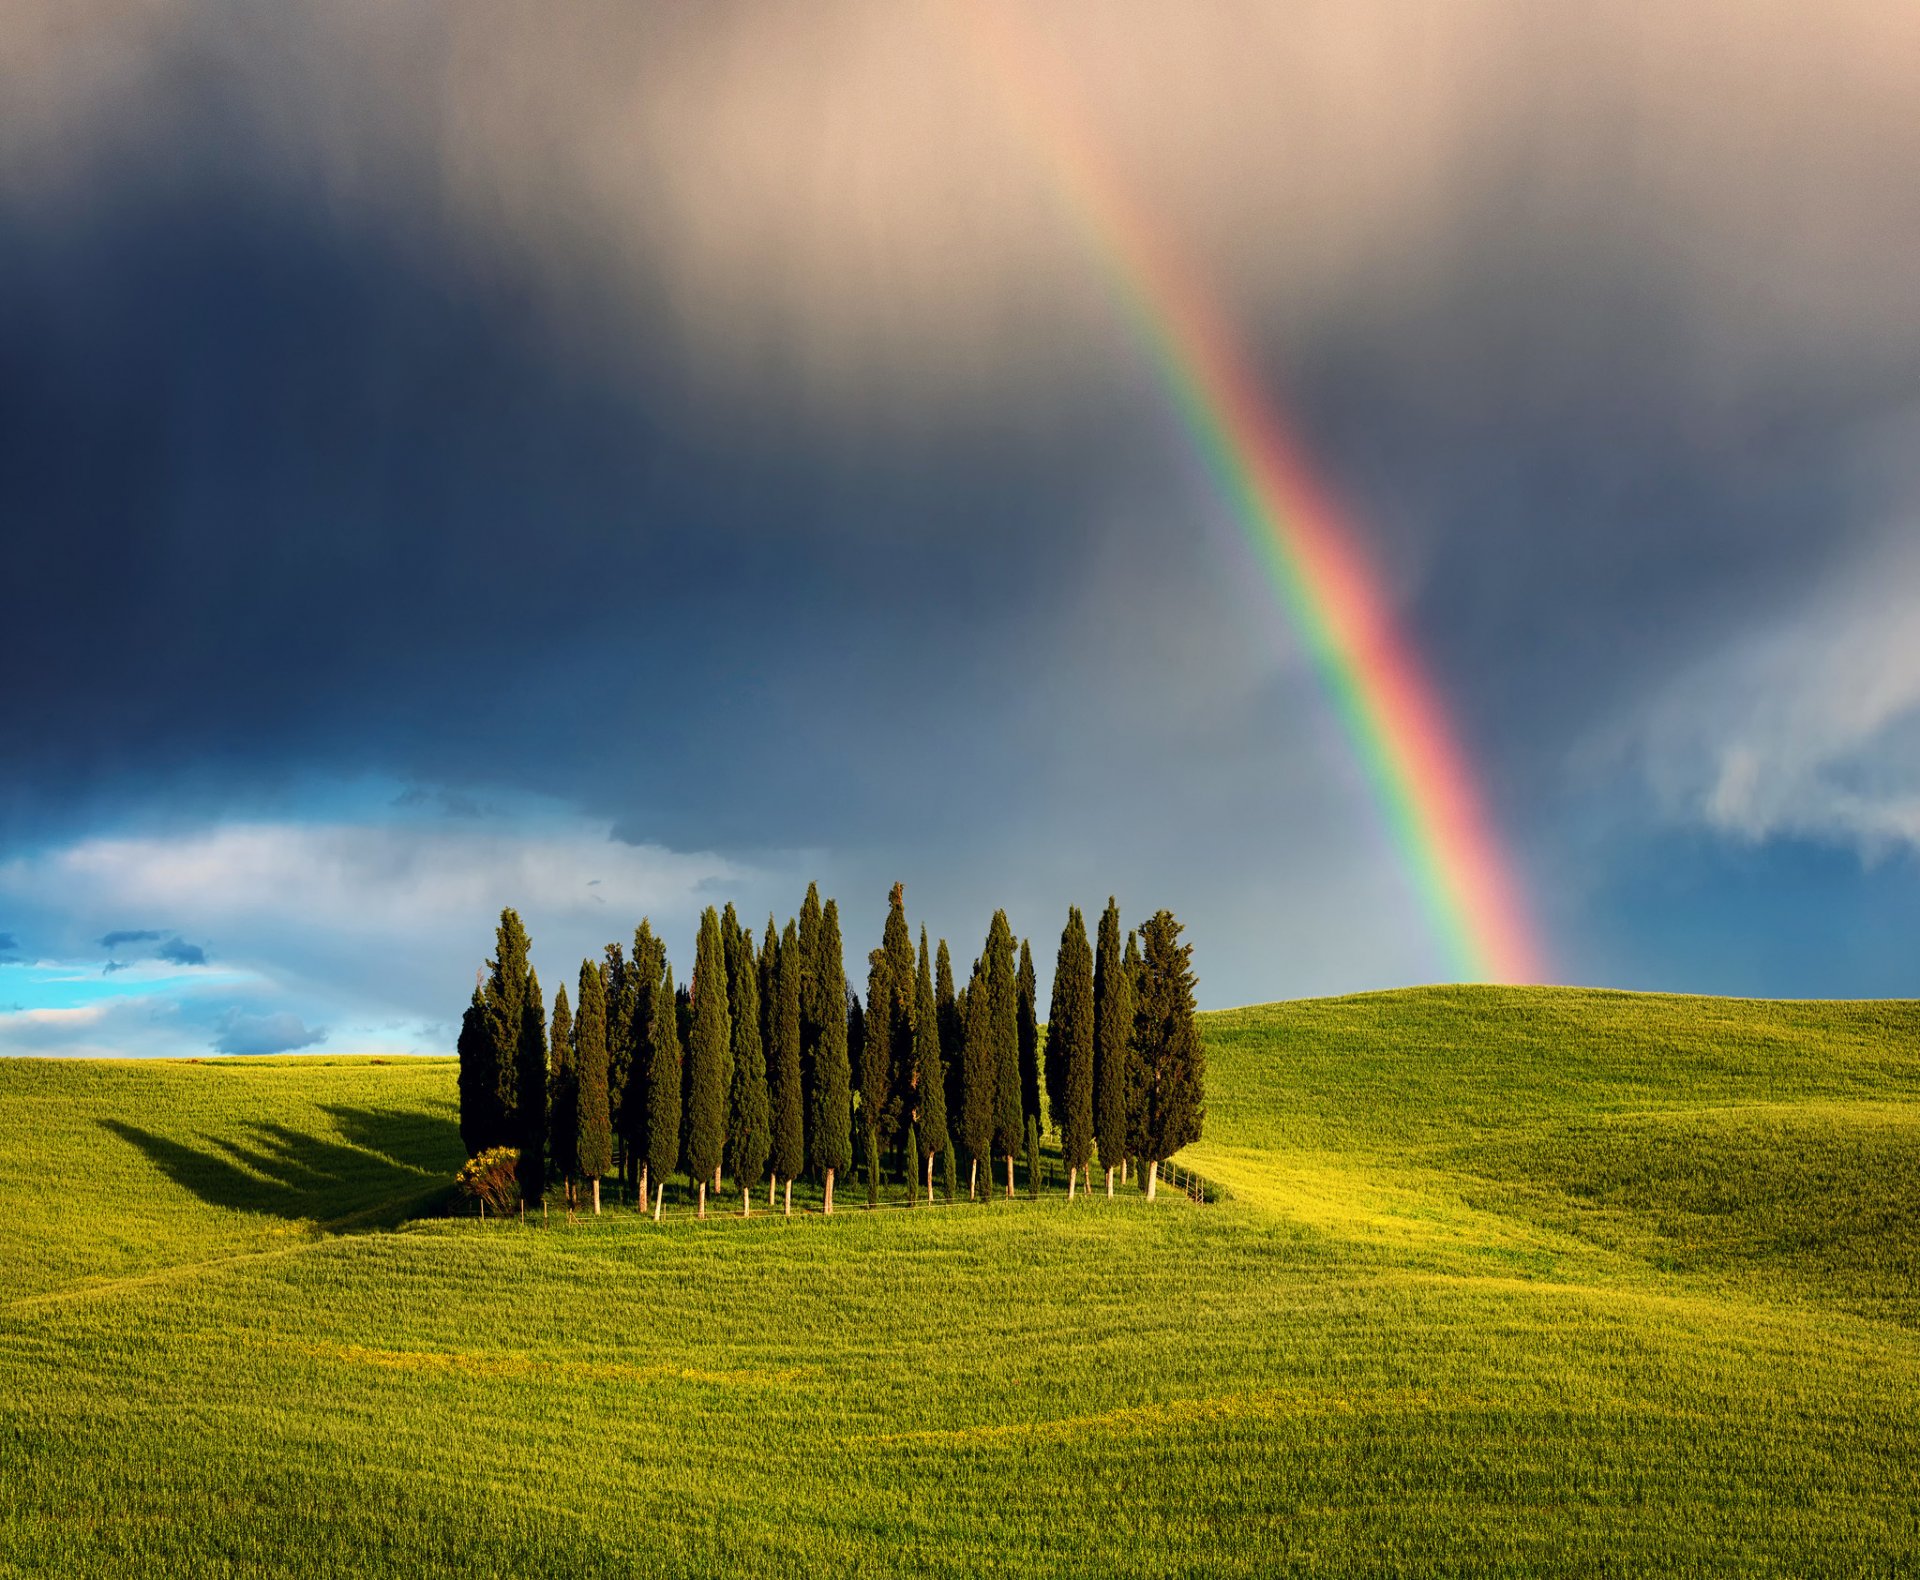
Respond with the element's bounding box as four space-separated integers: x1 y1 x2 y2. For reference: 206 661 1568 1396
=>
2 987 1917 1576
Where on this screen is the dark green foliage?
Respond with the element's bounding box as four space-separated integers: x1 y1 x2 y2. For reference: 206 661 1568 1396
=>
477 909 533 1152
1093 898 1133 1179
860 883 915 1158
940 1134 956 1202
726 918 770 1191
455 987 492 1157
603 942 635 1169
574 959 612 1182
514 969 548 1206
810 899 852 1178
913 928 947 1167
987 915 1023 1172
686 908 730 1190
646 964 683 1190
1016 938 1040 1128
936 938 962 1143
1124 929 1149 1165
1025 1114 1041 1199
798 882 824 1140
905 1123 920 1204
622 921 668 1180
1135 910 1204 1164
718 903 742 1118
959 955 996 1182
768 919 805 1183
1050 907 1096 1181
547 985 577 1192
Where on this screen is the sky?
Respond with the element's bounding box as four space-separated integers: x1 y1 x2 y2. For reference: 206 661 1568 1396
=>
3 0 1918 1056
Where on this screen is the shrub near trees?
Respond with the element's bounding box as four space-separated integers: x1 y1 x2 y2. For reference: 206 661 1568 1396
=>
453 891 1201 1221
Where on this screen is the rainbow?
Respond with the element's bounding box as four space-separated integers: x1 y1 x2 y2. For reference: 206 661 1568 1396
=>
955 2 1541 983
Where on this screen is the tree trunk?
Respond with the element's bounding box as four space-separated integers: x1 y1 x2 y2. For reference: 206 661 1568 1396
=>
654 1182 664 1222
1147 1160 1158 1200
824 1167 835 1216
592 1177 601 1215
743 1186 750 1218
714 1164 722 1194
1068 1165 1076 1200
1106 1165 1114 1198
785 1177 792 1216
639 1164 649 1213
926 1153 934 1203
698 1180 707 1219
543 1200 548 1226
1005 1154 1014 1198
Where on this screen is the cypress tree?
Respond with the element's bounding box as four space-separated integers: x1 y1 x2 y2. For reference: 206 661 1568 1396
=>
987 913 1023 1199
1049 907 1096 1197
913 927 948 1201
940 1134 956 1203
798 882 824 1153
623 921 668 1202
646 963 682 1212
686 907 730 1218
1135 910 1204 1198
861 883 914 1166
1123 928 1150 1175
1093 898 1133 1197
718 904 742 1143
767 919 804 1213
603 942 631 1183
1025 1113 1041 1199
548 984 577 1208
515 969 548 1208
959 954 995 1199
810 899 852 1212
726 917 770 1205
1016 937 1040 1130
905 1122 921 1205
456 984 492 1157
865 1125 880 1207
862 945 890 1184
575 957 612 1213
936 938 962 1148
482 909 533 1150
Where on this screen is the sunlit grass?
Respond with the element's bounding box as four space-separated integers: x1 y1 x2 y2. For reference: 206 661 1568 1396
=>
3 986 1918 1575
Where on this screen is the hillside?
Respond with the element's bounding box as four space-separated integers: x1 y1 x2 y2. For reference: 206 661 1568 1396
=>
2 988 1917 1575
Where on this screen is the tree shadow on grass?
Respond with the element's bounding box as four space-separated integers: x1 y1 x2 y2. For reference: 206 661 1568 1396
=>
101 1111 460 1231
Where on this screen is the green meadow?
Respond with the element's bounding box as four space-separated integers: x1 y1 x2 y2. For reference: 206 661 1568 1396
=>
3 987 1917 1576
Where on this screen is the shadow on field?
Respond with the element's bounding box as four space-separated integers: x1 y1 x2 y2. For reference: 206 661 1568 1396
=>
100 1112 459 1230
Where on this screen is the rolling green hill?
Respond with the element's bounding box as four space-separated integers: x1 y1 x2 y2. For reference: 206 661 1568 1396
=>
2 988 1916 1576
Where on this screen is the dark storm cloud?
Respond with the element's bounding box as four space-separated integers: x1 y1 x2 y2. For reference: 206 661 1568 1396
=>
1 1 1916 1007
98 930 163 950
155 939 209 967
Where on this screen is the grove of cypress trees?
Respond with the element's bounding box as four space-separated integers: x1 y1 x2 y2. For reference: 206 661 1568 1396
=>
646 963 682 1215
1135 910 1204 1198
1016 938 1040 1132
768 918 804 1214
1049 907 1095 1198
575 957 612 1214
959 954 995 1200
987 913 1023 1199
913 927 947 1202
686 907 730 1218
456 985 492 1157
1093 898 1132 1197
515 969 548 1209
726 917 770 1209
548 984 577 1209
810 898 852 1212
482 909 533 1150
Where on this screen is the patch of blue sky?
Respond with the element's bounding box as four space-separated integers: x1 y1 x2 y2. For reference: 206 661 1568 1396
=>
0 959 256 1013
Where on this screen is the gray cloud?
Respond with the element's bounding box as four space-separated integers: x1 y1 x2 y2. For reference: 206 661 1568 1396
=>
212 1010 326 1057
102 959 133 974
98 928 162 950
155 937 208 966
0 932 15 954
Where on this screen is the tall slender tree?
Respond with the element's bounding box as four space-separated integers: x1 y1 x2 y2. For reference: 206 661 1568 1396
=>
623 921 668 1203
959 953 995 1200
1134 910 1204 1198
686 907 730 1218
810 899 852 1212
1123 928 1149 1176
456 983 492 1157
1016 937 1040 1131
603 940 638 1189
481 909 533 1150
515 969 548 1209
797 882 824 1154
717 903 742 1148
768 918 805 1214
987 913 1023 1199
1093 898 1133 1197
575 957 612 1214
861 883 915 1169
936 938 962 1147
913 927 947 1202
646 963 682 1213
548 984 577 1209
726 917 770 1207
1049 907 1095 1198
